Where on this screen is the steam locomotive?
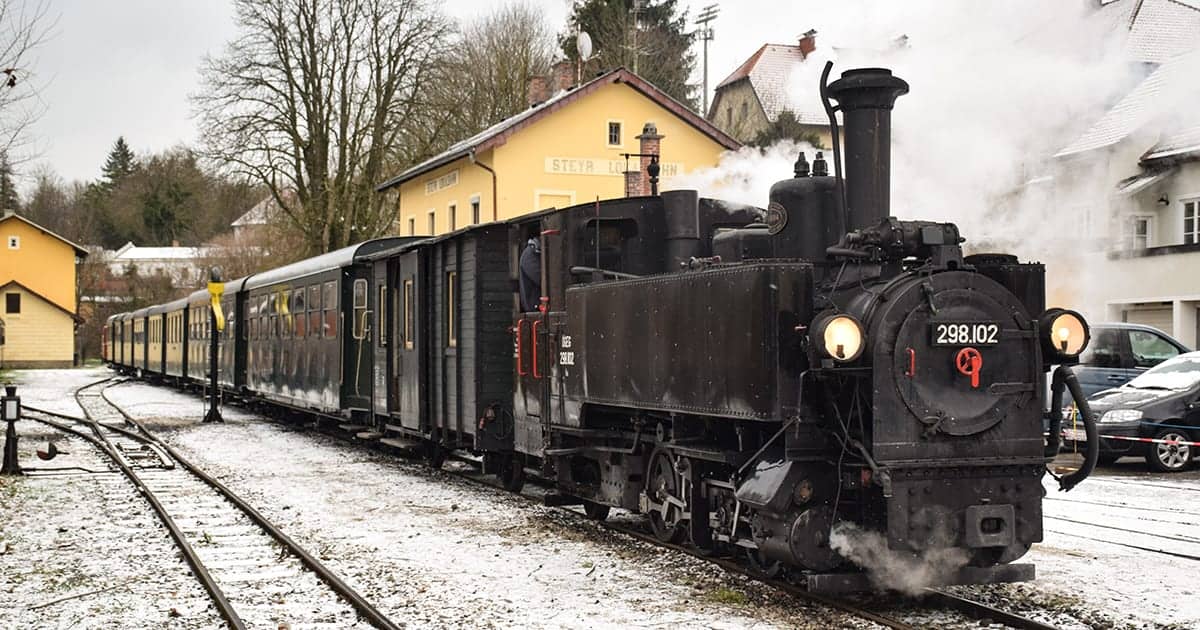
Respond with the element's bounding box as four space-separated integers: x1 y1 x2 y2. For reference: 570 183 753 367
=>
104 65 1100 592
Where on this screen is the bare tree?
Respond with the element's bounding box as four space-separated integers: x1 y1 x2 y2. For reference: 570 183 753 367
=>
195 0 452 255
425 2 555 143
0 0 52 163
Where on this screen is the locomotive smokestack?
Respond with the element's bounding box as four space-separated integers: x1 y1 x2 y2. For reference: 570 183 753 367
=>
827 68 909 231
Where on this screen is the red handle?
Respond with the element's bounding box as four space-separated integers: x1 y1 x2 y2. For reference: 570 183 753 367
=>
905 347 916 378
515 320 528 376
532 320 543 379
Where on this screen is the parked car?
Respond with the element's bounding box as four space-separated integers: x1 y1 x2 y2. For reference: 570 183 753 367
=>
1065 351 1200 472
1074 323 1190 399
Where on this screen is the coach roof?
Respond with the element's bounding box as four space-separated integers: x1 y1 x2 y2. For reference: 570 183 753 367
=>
244 237 414 291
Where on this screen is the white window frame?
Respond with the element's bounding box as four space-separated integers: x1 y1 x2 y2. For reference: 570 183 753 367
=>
469 194 481 225
408 216 416 236
1126 214 1153 249
427 209 436 235
448 201 457 231
1184 197 1200 245
6 235 17 249
533 188 577 211
606 119 624 148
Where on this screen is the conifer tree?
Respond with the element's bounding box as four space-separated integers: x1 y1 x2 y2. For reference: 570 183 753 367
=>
0 150 19 213
101 136 137 190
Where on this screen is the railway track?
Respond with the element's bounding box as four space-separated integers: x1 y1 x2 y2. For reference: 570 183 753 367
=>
51 376 1063 630
21 378 401 630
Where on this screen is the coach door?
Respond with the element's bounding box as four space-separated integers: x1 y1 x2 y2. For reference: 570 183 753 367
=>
396 252 424 432
371 260 389 426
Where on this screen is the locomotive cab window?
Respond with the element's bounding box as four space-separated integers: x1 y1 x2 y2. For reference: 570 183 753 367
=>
353 279 368 340
580 218 639 273
446 271 457 348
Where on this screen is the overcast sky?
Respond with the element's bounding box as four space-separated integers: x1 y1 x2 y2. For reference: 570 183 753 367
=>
23 0 836 187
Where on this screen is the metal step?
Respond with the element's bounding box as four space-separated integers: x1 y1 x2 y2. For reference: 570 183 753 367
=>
355 431 382 440
337 423 368 432
379 437 421 451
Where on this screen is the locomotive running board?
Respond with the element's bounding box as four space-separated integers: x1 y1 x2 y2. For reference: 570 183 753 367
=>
804 563 1034 593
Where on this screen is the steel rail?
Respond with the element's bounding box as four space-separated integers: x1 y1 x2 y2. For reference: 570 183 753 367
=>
921 589 1061 630
93 382 403 630
23 411 246 629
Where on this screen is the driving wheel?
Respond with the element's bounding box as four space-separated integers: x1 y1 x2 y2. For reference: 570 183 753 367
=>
646 449 684 543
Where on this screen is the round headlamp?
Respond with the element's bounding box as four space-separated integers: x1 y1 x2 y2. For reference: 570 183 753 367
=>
1038 308 1090 359
813 313 865 362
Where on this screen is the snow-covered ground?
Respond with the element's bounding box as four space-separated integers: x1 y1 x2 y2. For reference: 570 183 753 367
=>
3 367 1196 628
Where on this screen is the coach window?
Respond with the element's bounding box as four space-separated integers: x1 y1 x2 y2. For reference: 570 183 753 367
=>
353 279 368 340
323 281 338 338
294 288 306 338
308 285 320 339
281 290 292 339
446 271 457 348
269 293 278 339
378 285 387 347
403 279 414 350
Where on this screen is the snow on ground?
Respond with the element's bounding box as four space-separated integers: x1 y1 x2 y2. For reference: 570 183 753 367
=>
5 367 1197 629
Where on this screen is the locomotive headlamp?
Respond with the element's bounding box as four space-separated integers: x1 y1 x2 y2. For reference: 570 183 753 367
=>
1038 308 1090 359
814 313 865 362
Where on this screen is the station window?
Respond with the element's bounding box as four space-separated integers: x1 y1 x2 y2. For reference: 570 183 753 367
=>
1185 199 1200 245
353 279 368 340
403 279 414 350
408 217 416 236
607 121 621 146
7 235 17 249
428 210 436 235
323 280 338 338
378 284 387 347
446 271 457 348
4 293 17 314
470 196 481 224
449 204 457 231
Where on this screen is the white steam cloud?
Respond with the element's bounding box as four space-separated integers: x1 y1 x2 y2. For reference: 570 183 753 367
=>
829 522 970 596
669 0 1200 318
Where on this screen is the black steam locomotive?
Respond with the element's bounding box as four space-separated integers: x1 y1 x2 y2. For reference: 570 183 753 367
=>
104 66 1100 591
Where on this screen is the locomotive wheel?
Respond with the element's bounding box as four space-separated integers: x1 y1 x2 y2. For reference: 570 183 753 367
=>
582 500 610 521
1147 429 1193 473
646 449 684 543
499 453 526 493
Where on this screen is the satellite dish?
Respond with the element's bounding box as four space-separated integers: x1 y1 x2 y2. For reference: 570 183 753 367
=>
577 31 593 61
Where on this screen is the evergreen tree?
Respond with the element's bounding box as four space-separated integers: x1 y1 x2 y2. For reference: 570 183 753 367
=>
751 110 826 149
560 0 697 110
0 151 18 212
101 136 137 190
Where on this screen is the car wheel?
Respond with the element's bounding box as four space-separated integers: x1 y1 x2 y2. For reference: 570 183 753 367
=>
1146 429 1193 473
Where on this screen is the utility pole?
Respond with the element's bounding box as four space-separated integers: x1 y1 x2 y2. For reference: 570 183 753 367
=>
696 4 719 116
631 0 644 75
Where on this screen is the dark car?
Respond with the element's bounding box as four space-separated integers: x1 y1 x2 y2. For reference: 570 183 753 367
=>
1074 323 1189 399
1067 351 1200 472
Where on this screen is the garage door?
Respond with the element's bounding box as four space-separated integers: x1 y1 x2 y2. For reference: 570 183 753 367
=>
1124 305 1173 335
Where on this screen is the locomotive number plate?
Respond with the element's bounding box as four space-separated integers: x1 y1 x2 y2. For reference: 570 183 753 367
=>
930 321 1000 346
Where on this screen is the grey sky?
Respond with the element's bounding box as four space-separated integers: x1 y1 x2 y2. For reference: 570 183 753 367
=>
25 0 827 186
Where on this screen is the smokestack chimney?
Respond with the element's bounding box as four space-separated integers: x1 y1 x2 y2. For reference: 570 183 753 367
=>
637 121 663 196
527 75 549 107
551 60 574 93
798 29 817 58
826 68 909 231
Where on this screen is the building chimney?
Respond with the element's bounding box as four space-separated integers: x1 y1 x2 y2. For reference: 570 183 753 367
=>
637 122 664 196
624 169 642 197
798 29 817 59
527 75 549 107
551 60 575 93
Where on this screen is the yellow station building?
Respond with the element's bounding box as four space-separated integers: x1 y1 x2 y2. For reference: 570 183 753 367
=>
0 212 87 368
377 67 741 236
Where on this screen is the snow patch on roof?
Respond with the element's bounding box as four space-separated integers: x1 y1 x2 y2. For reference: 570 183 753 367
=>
715 43 827 126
